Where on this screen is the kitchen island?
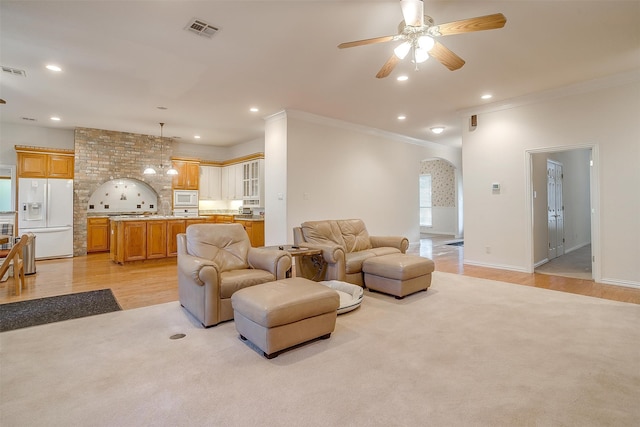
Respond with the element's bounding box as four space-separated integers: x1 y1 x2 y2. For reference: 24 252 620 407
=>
109 216 208 264
106 215 264 264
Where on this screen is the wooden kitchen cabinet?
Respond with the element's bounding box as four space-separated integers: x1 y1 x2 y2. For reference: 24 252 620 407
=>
234 219 264 247
111 217 212 263
123 221 147 262
48 155 75 178
166 219 186 257
87 217 110 253
16 148 74 178
111 220 149 263
215 215 234 223
172 160 200 190
17 152 47 178
147 220 167 259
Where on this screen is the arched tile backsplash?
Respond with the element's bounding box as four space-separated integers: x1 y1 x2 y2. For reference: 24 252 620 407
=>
87 178 159 213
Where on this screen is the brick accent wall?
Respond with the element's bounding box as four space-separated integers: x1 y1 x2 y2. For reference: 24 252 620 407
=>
73 127 173 256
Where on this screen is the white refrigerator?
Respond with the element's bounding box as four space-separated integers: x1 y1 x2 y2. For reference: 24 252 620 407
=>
18 178 74 259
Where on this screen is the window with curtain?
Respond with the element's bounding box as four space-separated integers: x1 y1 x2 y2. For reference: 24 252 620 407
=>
419 174 432 227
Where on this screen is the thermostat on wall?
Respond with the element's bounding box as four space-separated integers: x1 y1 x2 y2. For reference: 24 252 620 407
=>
492 183 501 192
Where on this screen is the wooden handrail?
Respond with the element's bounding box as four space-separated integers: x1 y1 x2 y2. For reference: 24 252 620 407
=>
0 234 28 295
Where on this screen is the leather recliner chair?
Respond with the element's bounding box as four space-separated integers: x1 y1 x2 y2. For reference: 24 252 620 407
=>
293 219 408 286
178 223 291 327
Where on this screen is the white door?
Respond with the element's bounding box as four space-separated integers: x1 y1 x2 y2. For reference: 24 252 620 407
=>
547 160 564 260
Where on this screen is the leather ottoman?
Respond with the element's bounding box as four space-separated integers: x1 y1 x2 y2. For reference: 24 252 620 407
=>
231 277 340 359
362 254 435 299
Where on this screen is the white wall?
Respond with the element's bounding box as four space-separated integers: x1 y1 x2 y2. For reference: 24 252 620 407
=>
173 140 228 161
225 138 264 160
463 76 640 286
0 123 74 165
430 207 458 236
265 111 461 245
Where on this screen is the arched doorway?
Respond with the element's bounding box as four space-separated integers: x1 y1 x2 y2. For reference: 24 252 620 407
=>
419 158 462 238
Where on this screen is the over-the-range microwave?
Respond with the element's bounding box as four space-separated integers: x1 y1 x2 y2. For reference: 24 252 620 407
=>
173 190 199 207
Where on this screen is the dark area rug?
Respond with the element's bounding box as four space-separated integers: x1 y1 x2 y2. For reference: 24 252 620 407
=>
446 241 464 247
0 289 121 332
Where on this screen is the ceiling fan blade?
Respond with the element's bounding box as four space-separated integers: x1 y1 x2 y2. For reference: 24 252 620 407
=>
429 41 465 71
338 35 397 49
435 13 506 36
400 0 424 27
376 54 401 79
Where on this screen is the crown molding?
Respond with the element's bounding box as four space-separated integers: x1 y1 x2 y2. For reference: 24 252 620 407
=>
275 109 445 149
457 69 640 118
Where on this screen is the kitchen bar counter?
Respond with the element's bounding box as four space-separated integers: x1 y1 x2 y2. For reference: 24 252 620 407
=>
106 215 264 263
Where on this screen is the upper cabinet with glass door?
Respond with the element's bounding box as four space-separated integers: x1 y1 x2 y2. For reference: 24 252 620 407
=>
242 159 264 207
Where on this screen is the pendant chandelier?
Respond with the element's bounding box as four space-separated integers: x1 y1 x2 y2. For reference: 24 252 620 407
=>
143 122 178 175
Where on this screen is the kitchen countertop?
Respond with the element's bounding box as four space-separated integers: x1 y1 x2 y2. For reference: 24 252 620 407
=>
109 215 209 222
233 215 264 221
87 213 264 222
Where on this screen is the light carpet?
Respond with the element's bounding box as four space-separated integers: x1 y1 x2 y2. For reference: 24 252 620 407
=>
1 272 639 426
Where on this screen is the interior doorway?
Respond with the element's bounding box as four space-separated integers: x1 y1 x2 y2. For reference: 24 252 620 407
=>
419 158 462 238
528 148 596 281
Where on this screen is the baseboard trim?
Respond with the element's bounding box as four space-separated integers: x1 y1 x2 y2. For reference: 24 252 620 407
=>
463 260 530 274
534 258 549 269
599 278 640 289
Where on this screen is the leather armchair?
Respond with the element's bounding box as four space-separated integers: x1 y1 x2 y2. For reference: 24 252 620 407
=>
293 219 408 286
178 223 291 327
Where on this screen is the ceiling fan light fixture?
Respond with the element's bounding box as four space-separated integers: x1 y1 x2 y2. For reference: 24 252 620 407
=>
414 47 430 63
418 36 435 51
400 0 424 27
394 42 411 59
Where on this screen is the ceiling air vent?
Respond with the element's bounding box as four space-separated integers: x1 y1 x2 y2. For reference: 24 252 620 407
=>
2 66 27 77
185 18 218 38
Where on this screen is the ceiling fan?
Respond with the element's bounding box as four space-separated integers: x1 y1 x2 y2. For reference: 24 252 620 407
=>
338 0 506 78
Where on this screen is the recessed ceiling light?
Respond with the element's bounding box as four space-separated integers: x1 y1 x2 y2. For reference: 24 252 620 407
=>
398 115 406 120
46 64 62 72
50 116 61 121
481 94 493 100
397 75 409 81
194 135 201 139
250 107 259 113
430 126 445 134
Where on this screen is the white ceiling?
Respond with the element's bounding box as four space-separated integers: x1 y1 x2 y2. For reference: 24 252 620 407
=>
1 1 639 148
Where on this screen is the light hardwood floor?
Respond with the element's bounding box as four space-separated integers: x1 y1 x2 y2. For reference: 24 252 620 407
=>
1 237 639 308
